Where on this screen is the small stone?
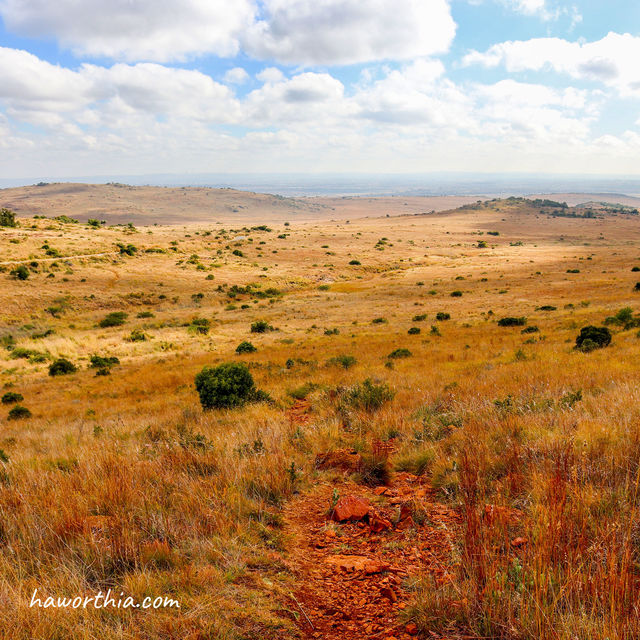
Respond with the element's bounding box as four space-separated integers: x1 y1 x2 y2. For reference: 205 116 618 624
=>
405 622 419 635
332 495 371 522
511 536 528 548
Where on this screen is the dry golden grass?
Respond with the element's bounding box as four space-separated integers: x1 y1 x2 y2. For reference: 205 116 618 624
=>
1 195 640 638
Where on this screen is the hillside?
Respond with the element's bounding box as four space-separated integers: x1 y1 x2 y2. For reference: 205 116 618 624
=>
2 198 640 639
0 183 479 225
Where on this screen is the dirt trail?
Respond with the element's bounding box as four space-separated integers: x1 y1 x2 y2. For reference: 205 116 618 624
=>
282 398 460 640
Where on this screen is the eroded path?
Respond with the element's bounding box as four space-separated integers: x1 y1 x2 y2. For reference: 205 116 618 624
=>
283 471 460 640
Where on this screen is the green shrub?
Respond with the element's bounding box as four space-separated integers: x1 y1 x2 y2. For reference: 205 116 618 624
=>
117 243 137 256
412 314 427 322
372 317 387 324
498 316 527 327
408 327 421 335
348 259 361 265
450 290 463 297
8 405 31 420
232 249 244 257
49 358 77 376
635 282 640 292
195 362 263 410
189 318 210 334
137 311 155 318
575 326 611 352
327 354 357 369
99 311 128 328
521 326 539 334
435 312 450 321
125 329 147 342
250 320 273 333
1 392 23 404
0 208 17 227
342 379 394 412
388 348 412 359
89 355 120 369
10 265 29 280
236 341 257 354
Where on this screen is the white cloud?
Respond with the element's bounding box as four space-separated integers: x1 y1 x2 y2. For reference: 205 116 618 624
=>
464 32 640 96
243 0 456 65
256 67 286 84
223 67 250 84
0 0 256 62
0 0 456 66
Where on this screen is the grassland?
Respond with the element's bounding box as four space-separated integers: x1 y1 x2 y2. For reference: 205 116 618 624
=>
1 194 640 639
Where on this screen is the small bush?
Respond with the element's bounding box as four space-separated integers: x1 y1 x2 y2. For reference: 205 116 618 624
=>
99 312 128 328
521 326 539 334
236 341 257 354
10 265 29 280
388 348 412 359
348 259 361 266
372 317 387 324
137 311 155 318
8 405 31 420
0 208 17 227
408 327 421 335
195 362 261 410
189 318 210 334
125 329 147 342
48 358 77 376
251 320 274 333
327 354 357 369
89 355 120 369
635 282 640 291
498 316 527 327
2 392 23 404
435 312 450 321
342 379 395 412
450 290 463 297
575 326 611 352
412 314 427 322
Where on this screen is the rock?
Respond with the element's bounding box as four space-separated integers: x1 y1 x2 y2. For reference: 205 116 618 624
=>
332 495 371 522
380 586 397 602
511 536 528 548
405 622 419 635
324 555 389 574
374 486 390 496
370 513 393 533
399 502 413 522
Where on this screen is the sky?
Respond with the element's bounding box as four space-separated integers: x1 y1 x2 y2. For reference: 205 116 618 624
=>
1 0 640 179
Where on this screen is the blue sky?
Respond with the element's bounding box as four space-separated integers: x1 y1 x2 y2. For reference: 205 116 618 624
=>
0 0 639 178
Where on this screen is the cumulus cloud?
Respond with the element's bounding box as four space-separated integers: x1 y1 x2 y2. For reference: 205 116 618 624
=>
224 67 250 84
464 32 640 95
243 0 456 65
0 0 256 62
0 0 456 65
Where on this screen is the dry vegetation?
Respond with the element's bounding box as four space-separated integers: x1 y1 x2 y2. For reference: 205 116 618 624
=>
1 193 640 639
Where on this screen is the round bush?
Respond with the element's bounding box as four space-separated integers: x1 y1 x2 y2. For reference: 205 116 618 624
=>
236 341 257 354
195 362 256 409
1 391 23 404
8 405 31 420
49 358 77 376
408 327 421 335
575 326 611 352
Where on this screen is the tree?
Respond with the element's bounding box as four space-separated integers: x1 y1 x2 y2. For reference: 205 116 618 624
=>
0 208 17 227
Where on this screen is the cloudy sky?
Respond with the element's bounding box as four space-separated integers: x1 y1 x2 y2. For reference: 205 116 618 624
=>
1 0 639 179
